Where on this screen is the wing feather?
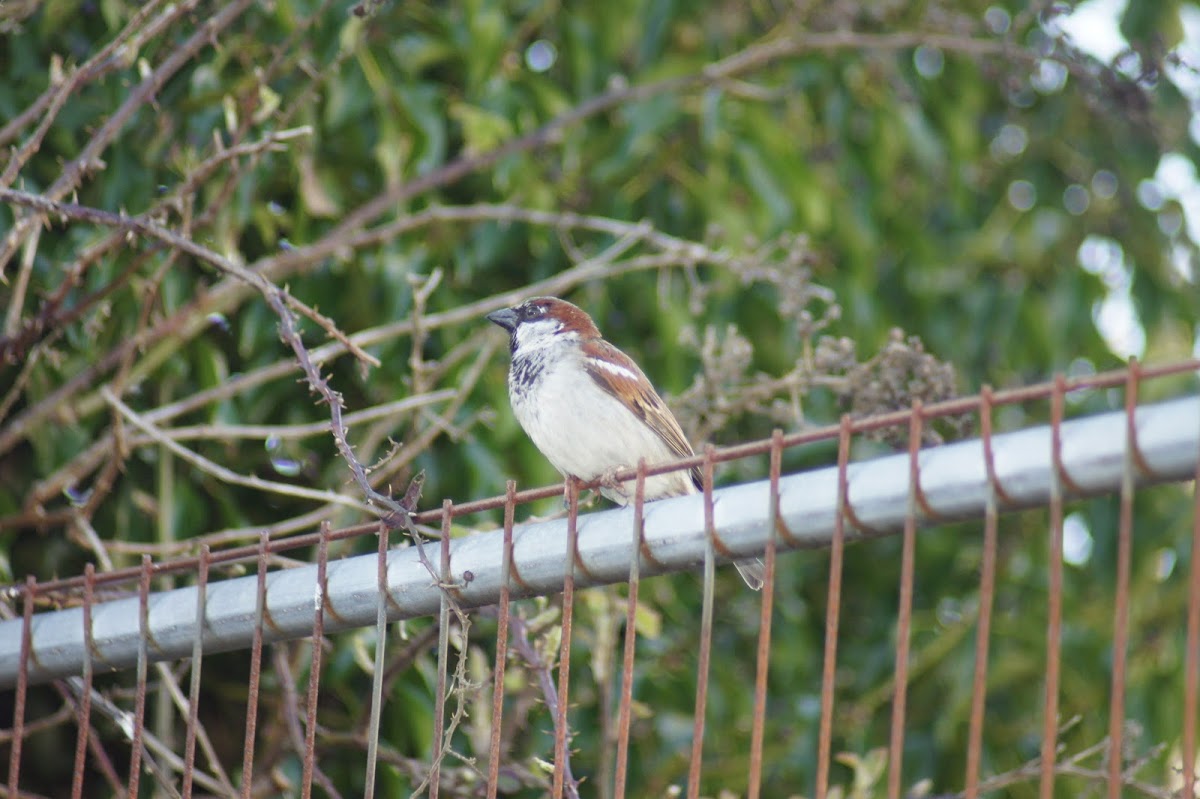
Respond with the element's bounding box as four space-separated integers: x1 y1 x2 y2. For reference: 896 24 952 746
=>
580 339 703 491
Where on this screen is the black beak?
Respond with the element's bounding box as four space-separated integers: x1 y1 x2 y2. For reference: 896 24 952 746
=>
486 307 519 333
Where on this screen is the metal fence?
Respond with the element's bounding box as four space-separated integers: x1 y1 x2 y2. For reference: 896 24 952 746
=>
2 358 1199 798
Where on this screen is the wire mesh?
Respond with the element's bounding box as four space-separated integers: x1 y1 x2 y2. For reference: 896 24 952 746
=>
686 448 719 799
1 359 1198 797
1187 439 1200 798
964 388 999 799
1040 378 1068 799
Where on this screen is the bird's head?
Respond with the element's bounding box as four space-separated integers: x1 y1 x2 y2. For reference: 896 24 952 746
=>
486 297 601 353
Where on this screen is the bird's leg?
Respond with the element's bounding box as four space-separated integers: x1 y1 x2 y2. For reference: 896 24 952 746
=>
562 475 585 509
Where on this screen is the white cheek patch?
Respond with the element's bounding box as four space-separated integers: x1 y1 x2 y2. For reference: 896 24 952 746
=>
514 318 563 349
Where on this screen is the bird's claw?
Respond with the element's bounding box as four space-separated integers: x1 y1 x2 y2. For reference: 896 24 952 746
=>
595 465 632 504
597 466 630 492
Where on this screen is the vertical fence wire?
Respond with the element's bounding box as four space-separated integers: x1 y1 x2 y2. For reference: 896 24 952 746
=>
686 446 719 799
127 556 153 798
886 403 923 799
183 546 233 798
964 388 999 799
7 575 34 797
486 481 517 798
747 431 783 799
69 565 95 799
301 522 331 799
363 522 390 799
553 481 580 799
1107 367 1139 796
613 461 648 799
431 501 453 798
1039 377 1069 799
1184 419 1200 799
239 534 269 798
182 547 209 799
815 415 853 799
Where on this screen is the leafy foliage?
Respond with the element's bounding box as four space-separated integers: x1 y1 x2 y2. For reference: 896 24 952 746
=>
1 0 1197 797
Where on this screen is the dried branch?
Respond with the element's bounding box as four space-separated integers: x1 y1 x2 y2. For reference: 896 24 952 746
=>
945 726 1171 799
129 391 455 444
0 126 313 366
59 676 229 796
0 0 256 277
0 201 785 521
18 389 450 532
93 333 495 547
260 29 1018 284
101 386 377 515
0 0 188 161
0 188 376 371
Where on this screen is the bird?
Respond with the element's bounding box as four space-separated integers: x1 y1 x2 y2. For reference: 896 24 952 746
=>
486 296 765 590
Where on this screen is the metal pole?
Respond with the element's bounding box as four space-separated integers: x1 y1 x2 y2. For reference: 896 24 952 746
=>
1 395 1197 689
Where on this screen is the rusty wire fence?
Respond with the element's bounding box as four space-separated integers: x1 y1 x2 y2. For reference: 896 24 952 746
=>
2 357 1199 798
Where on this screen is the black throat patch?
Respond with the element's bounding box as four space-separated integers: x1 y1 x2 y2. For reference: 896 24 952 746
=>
510 351 546 399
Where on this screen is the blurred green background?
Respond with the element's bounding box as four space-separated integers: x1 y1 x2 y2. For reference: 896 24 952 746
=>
1 0 1199 796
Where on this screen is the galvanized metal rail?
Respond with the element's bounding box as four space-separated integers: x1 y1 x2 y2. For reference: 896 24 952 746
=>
1 394 1197 689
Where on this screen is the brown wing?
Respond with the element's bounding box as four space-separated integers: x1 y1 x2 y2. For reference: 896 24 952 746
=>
581 339 703 491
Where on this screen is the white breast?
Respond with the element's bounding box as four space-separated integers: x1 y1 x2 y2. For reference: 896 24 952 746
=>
509 346 695 503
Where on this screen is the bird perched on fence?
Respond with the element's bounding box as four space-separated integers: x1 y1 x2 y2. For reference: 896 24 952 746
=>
486 297 765 590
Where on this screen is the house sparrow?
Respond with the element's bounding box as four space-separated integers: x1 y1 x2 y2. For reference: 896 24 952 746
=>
486 297 765 590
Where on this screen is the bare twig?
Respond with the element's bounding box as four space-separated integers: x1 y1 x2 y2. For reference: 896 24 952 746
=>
0 0 255 277
0 127 313 367
165 336 495 546
0 188 376 370
0 0 187 161
0 202 758 506
3 226 39 337
101 386 378 514
21 389 449 530
59 676 226 796
128 390 455 445
0 22 1015 450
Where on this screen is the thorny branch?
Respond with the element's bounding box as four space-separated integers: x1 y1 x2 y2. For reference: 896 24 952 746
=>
1 0 345 375
261 288 417 526
0 188 377 370
0 208 686 520
261 263 489 796
410 600 480 799
1 204 783 531
0 126 313 358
